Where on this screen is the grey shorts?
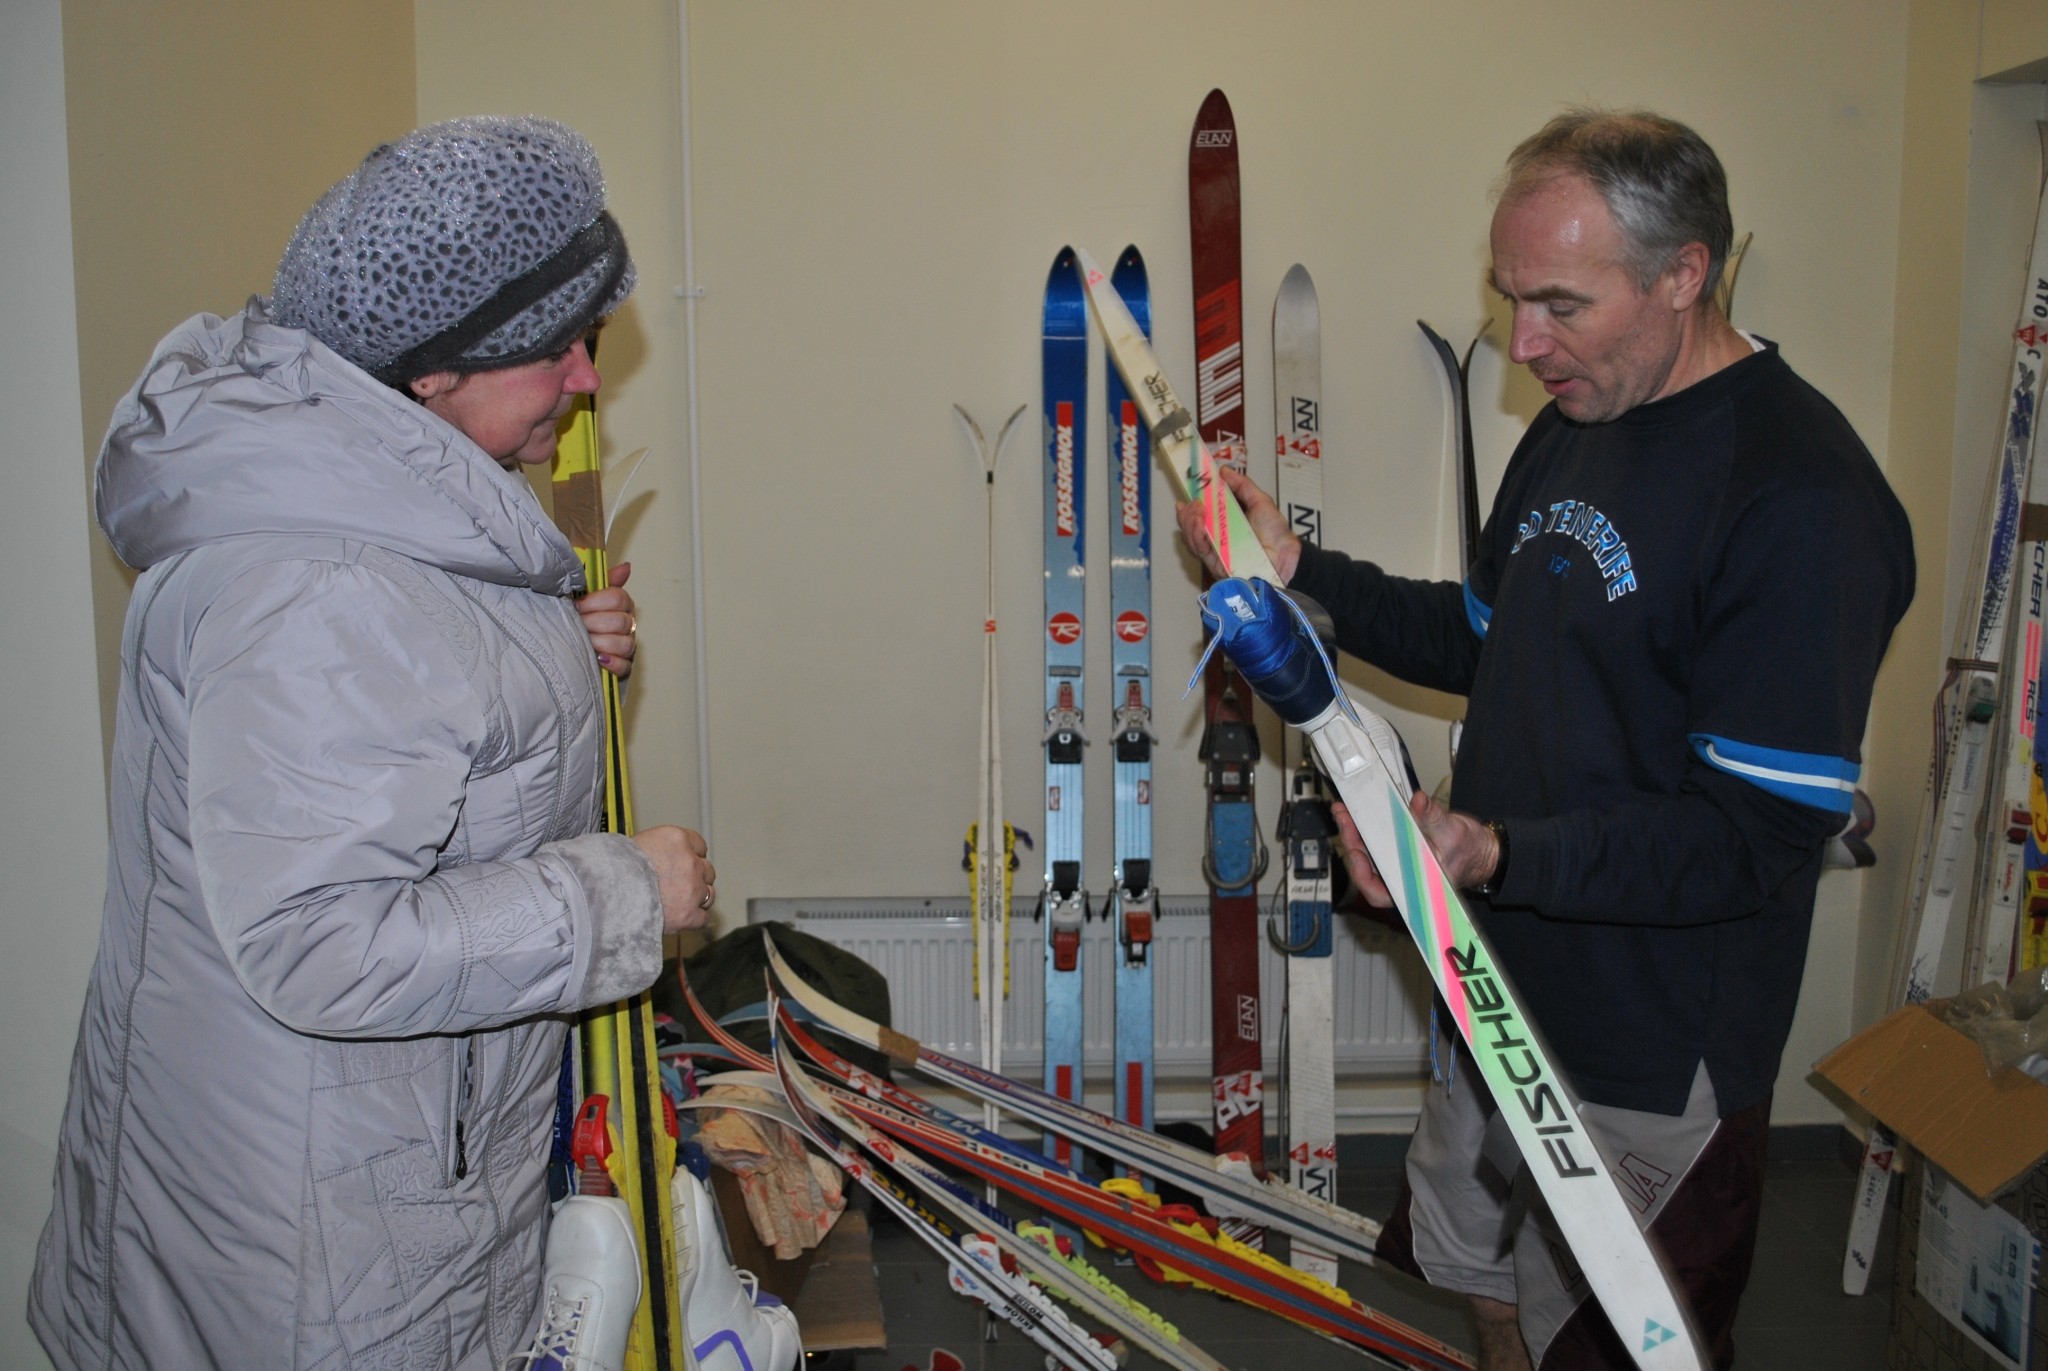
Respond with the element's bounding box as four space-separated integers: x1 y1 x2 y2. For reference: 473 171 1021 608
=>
1377 1058 1767 1370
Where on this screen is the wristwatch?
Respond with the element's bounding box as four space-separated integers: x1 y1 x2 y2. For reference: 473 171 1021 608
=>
1475 820 1510 900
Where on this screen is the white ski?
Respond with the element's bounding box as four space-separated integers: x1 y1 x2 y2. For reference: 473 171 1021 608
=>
1272 262 1340 1287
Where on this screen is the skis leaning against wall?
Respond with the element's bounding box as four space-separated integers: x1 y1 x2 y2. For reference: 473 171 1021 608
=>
957 401 1027 1143
1105 246 1159 1171
1843 143 2048 1295
1188 88 1269 1214
1271 262 1339 1287
1040 246 1091 1171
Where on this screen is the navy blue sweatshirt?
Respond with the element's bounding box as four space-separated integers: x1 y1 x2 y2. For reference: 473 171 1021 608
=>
1291 342 1914 1115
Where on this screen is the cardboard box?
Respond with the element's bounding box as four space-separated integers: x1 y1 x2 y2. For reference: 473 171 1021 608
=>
1814 1005 2048 1202
1815 1005 2048 1369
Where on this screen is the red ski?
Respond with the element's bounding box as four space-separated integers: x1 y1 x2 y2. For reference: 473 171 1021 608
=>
1190 88 1268 1208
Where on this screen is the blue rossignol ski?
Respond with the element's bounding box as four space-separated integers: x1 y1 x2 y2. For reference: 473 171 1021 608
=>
1041 246 1090 1169
1105 247 1158 1173
1271 264 1339 1286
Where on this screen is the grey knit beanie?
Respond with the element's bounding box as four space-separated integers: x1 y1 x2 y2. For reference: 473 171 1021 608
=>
271 115 635 385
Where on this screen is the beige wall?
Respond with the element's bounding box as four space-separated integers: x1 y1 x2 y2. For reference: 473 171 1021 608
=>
63 0 417 750
415 0 1916 1125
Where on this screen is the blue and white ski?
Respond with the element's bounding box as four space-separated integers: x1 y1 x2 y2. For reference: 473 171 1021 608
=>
1041 247 1090 1170
1106 246 1157 1172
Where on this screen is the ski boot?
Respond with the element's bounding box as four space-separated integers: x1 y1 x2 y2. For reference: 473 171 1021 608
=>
513 1193 642 1371
674 1150 802 1371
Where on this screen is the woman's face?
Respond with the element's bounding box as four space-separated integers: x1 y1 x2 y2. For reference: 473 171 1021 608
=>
415 336 601 467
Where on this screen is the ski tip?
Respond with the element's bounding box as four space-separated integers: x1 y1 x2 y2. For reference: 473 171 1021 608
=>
1069 246 1106 291
1191 89 1236 147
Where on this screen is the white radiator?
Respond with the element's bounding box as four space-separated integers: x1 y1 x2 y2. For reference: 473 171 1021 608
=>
745 895 1432 1081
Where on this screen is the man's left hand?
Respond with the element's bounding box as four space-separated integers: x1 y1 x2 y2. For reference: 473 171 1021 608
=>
579 561 637 680
1334 790 1501 906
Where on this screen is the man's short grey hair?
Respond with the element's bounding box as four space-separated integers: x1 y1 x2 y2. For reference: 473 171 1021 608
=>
1499 108 1734 303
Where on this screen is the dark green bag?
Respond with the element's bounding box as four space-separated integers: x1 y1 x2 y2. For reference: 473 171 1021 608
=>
655 920 895 1082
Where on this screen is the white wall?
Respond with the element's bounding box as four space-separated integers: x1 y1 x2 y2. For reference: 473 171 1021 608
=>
0 2 109 1364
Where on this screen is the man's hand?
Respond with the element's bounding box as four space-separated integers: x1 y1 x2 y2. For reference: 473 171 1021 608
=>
579 561 637 679
1333 792 1501 907
632 825 715 933
1173 465 1303 583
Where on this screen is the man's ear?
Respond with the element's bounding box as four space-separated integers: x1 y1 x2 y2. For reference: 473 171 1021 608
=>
407 370 464 401
1663 241 1712 313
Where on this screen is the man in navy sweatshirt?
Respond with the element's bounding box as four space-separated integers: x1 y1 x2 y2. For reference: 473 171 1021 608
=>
1179 109 1914 1371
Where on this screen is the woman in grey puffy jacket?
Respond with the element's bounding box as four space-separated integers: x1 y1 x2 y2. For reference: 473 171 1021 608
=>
30 117 713 1370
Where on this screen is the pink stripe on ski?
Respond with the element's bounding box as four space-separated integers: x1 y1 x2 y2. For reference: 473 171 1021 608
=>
1416 835 1472 1040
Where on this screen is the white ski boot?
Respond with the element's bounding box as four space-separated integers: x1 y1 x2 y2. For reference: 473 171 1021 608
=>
674 1159 802 1371
513 1194 642 1371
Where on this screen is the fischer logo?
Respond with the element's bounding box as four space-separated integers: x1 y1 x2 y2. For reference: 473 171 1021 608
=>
1119 402 1143 535
1448 940 1598 1182
1047 611 1081 645
1054 401 1078 539
1115 611 1149 644
1195 130 1234 148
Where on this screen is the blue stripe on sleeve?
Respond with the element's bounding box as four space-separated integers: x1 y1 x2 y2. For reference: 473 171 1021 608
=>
1688 733 1858 813
1463 580 1492 639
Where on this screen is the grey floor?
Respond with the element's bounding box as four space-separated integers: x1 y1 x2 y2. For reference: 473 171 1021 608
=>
824 1126 1897 1370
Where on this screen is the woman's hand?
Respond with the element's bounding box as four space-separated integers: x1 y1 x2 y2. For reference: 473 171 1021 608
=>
632 825 715 933
579 561 637 679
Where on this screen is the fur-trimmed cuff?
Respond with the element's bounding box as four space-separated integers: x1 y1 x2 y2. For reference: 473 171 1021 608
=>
553 833 664 1007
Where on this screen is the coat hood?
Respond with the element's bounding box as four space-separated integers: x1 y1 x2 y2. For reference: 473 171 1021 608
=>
96 300 583 593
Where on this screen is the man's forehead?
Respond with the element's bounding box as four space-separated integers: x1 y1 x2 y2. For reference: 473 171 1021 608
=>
1489 177 1629 300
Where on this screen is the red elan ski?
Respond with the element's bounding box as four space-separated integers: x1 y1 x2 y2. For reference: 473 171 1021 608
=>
1189 87 1269 1207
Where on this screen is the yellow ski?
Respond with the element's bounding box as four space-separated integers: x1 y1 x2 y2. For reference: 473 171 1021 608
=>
552 395 686 1370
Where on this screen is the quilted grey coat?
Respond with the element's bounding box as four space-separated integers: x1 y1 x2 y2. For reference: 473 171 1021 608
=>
30 302 665 1370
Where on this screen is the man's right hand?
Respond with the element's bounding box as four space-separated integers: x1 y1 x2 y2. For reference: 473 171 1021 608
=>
1173 464 1303 583
632 825 715 933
